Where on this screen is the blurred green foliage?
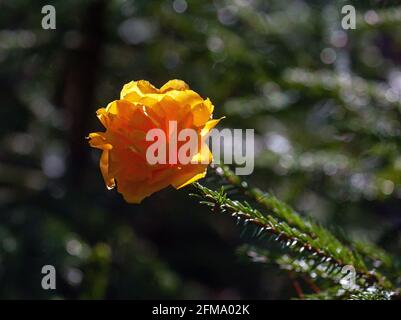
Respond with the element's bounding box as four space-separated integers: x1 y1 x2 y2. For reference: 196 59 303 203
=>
0 0 401 299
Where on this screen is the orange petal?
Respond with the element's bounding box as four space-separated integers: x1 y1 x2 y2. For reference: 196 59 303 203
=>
191 102 212 127
100 148 115 190
160 79 189 92
166 90 204 109
171 165 207 189
117 174 172 204
120 80 159 102
201 117 223 137
88 132 107 149
204 98 214 114
117 179 150 204
96 108 112 128
191 144 213 164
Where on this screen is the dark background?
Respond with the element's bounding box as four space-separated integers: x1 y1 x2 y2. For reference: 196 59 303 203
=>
0 0 400 299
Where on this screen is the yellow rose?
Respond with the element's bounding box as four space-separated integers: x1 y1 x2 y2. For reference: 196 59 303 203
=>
88 79 221 203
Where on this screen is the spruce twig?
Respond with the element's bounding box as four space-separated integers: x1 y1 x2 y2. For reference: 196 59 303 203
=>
213 164 398 279
192 181 392 290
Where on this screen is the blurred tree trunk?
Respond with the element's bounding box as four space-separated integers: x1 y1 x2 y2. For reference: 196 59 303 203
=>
59 0 106 186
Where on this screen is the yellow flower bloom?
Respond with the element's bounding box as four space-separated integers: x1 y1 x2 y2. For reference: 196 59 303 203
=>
88 79 221 203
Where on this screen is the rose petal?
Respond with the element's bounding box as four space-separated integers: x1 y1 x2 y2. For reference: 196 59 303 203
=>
160 79 189 92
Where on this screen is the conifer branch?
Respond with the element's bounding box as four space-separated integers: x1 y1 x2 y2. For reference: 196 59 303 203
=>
212 165 398 279
192 181 392 291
